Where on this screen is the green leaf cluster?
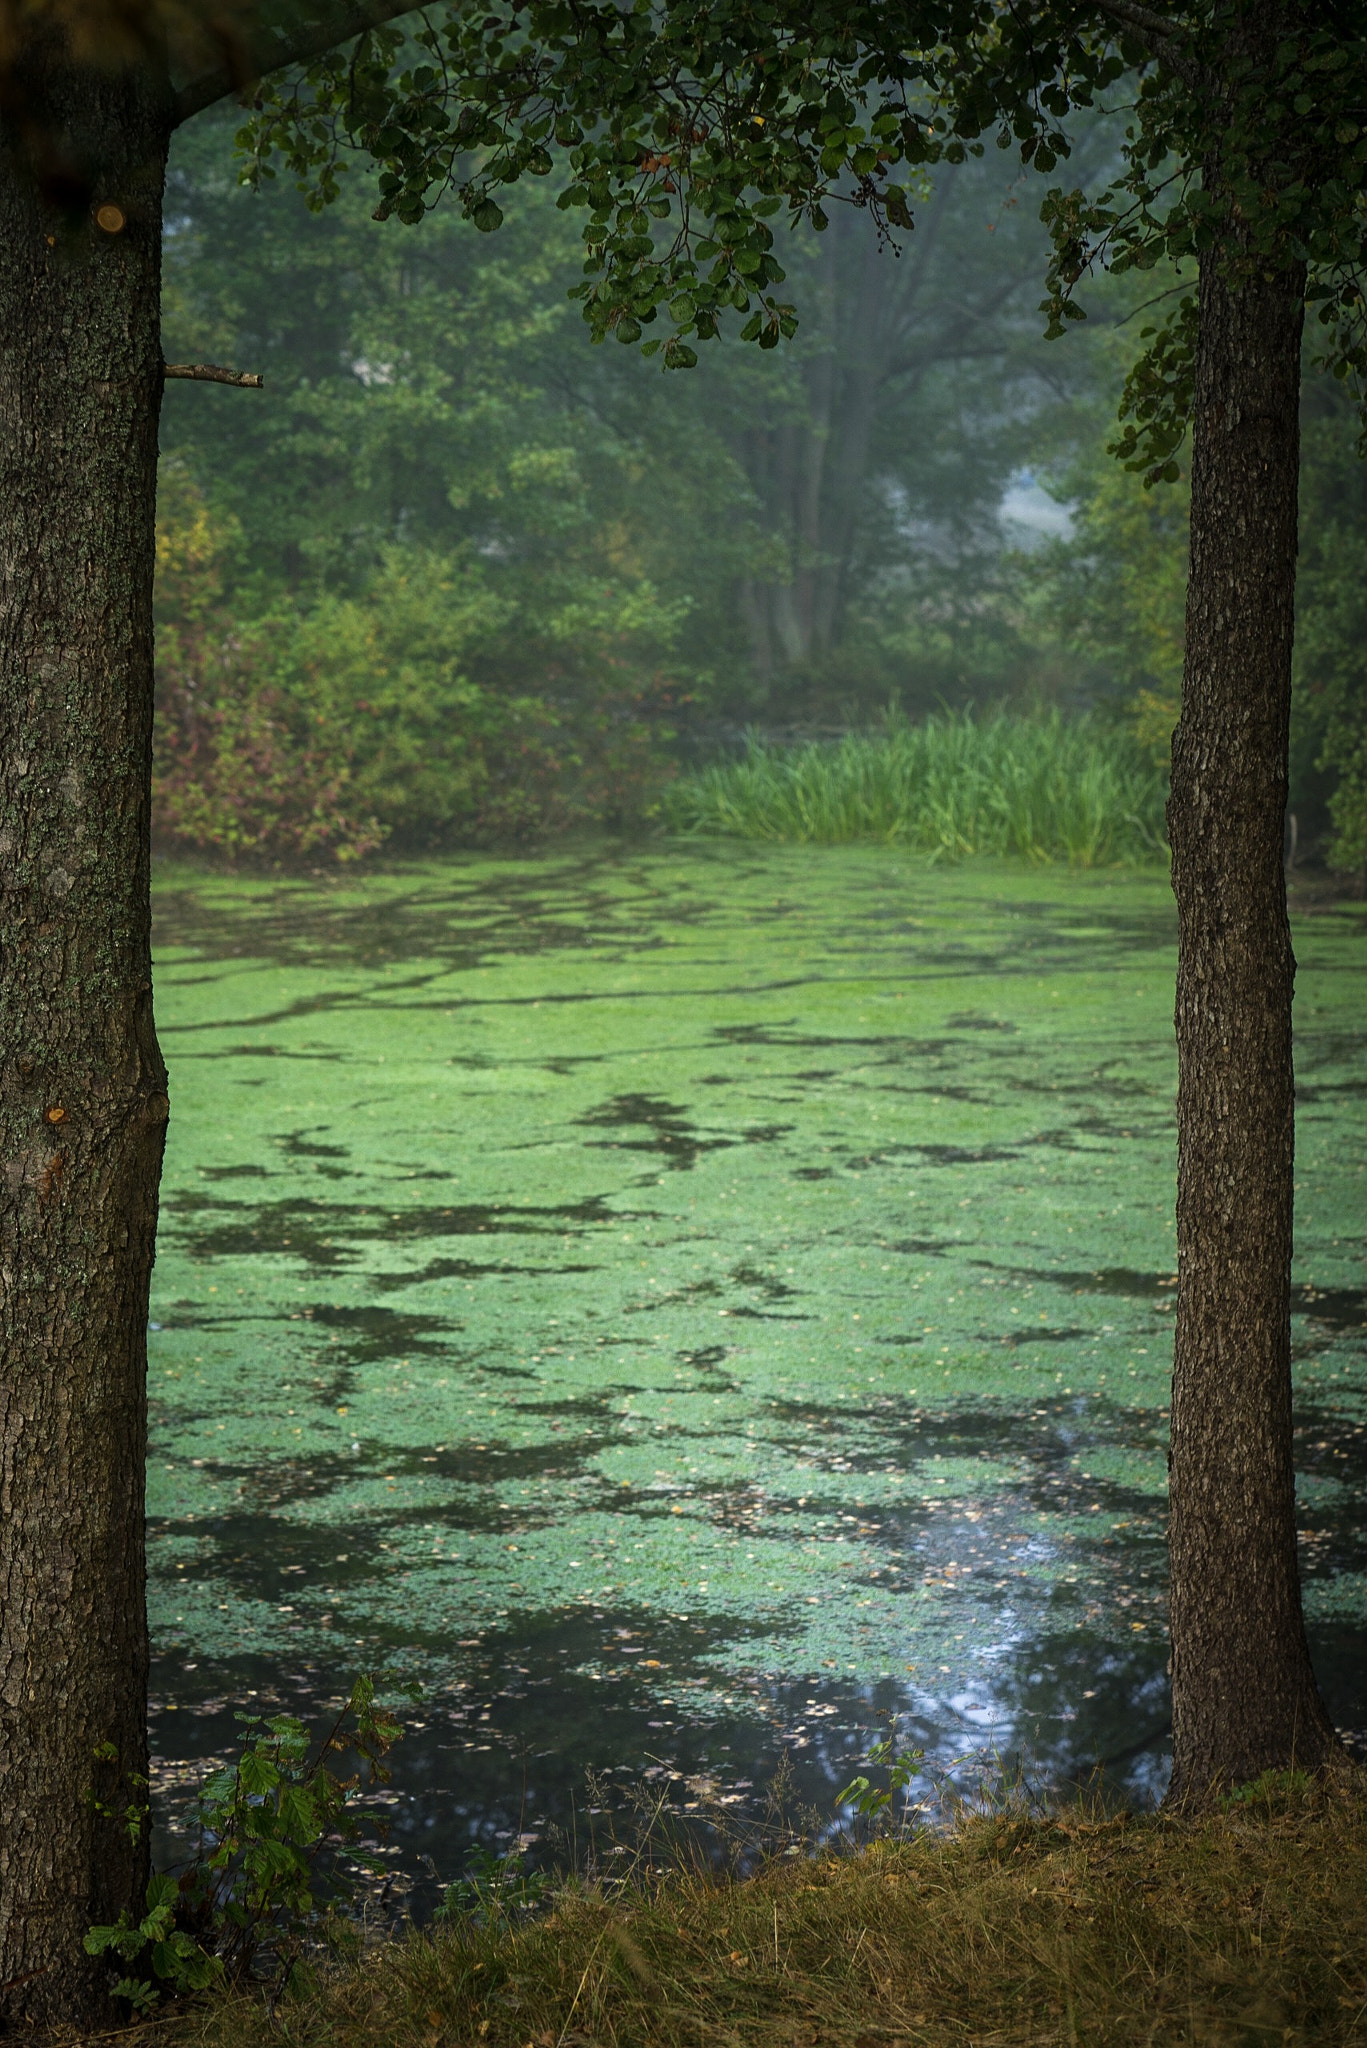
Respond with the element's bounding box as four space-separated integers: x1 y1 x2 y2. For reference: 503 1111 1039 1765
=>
233 0 924 368
837 1719 926 1827
85 1874 225 2014
84 1674 408 2013
435 1842 554 1926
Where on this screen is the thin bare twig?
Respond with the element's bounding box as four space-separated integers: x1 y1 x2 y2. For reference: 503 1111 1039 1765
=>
163 362 265 388
44 2011 185 2048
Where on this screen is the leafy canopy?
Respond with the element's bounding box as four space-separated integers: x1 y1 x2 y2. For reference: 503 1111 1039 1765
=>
239 1 1367 478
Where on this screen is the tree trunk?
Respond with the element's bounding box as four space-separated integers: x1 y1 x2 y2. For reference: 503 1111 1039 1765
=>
1165 225 1340 1804
0 59 170 2031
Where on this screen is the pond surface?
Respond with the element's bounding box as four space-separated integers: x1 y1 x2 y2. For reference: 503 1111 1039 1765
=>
146 845 1366 1885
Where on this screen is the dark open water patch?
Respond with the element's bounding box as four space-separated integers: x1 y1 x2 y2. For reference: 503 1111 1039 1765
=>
147 848 1366 1868
147 1622 1176 1912
146 1609 1367 1915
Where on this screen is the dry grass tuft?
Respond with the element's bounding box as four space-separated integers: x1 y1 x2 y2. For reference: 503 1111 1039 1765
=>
134 1775 1367 2047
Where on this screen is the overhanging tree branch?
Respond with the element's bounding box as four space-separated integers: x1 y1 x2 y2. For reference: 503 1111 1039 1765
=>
1093 0 1192 36
172 0 426 126
1087 0 1210 90
163 360 264 385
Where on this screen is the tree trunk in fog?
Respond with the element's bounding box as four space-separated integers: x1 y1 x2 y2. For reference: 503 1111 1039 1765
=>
0 58 170 2031
737 193 952 681
1165 215 1340 1804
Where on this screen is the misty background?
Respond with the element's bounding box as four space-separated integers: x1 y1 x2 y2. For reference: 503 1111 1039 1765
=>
154 105 1366 869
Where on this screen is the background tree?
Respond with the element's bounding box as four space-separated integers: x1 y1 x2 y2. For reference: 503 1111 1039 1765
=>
154 114 749 856
157 121 1081 751
722 167 1051 683
1290 379 1367 875
152 113 1107 864
1027 342 1367 875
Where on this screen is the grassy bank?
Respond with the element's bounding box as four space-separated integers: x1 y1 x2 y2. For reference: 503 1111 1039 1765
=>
134 1781 1367 2048
663 712 1168 866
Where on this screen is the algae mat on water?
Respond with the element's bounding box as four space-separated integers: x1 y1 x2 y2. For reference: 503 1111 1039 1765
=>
145 846 1365 1860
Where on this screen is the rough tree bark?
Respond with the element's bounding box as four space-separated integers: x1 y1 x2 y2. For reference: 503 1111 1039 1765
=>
1165 218 1340 1803
0 11 434 2027
0 57 172 2033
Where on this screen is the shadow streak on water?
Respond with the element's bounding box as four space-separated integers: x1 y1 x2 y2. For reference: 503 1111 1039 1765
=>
162 1190 630 1266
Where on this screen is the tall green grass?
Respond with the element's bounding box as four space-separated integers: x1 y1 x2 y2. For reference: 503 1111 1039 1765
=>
664 710 1169 866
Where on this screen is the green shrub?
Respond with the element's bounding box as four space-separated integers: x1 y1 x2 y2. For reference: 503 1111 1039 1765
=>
85 1676 405 2012
151 476 681 861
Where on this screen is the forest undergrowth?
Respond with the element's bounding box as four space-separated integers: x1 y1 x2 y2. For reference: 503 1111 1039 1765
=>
663 712 1168 866
78 1769 1367 2048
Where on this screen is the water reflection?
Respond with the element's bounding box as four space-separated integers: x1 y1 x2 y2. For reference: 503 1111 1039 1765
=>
149 1615 1177 1911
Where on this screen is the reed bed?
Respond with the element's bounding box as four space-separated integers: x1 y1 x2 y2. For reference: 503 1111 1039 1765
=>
663 712 1168 867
